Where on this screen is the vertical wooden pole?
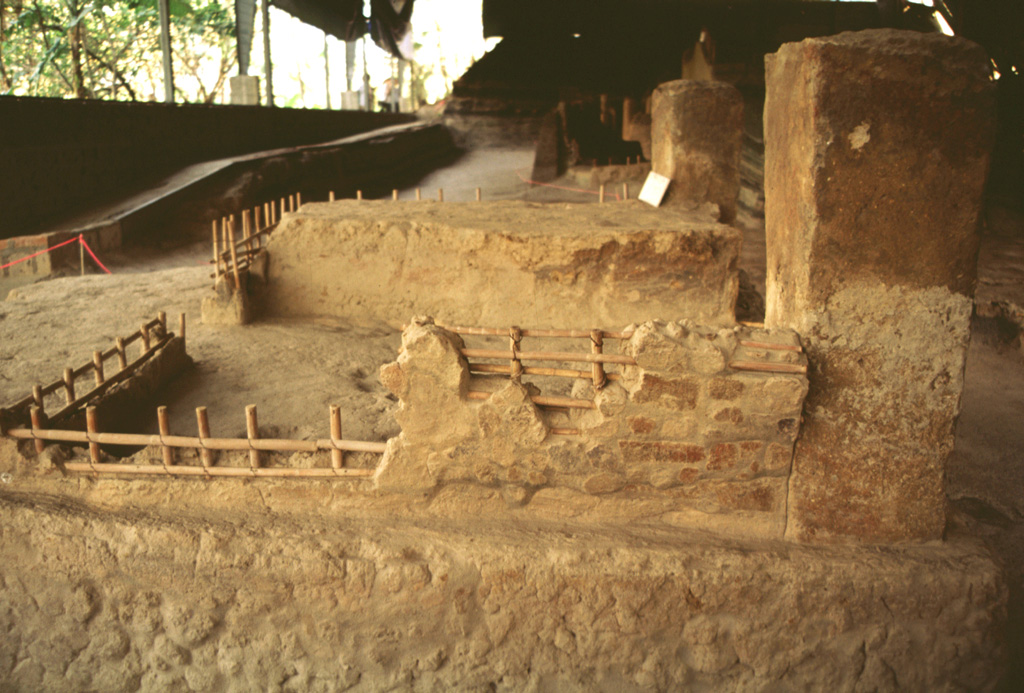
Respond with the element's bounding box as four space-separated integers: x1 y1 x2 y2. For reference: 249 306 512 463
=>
330 405 344 469
245 405 260 470
438 188 444 202
196 407 213 468
599 184 606 204
254 206 262 234
32 384 44 410
212 220 221 282
329 191 335 202
242 210 253 260
63 368 75 405
30 406 46 454
158 311 167 333
93 351 104 387
392 189 399 201
79 234 85 276
264 202 272 226
228 219 242 291
296 192 302 208
116 338 127 370
623 183 629 200
356 190 363 201
280 197 287 215
415 188 421 201
157 406 173 467
289 194 296 212
86 406 100 465
140 323 151 353
590 329 607 389
475 187 482 201
178 313 186 346
221 218 229 266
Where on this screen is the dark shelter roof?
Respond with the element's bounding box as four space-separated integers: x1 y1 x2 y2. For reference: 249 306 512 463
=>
272 0 415 56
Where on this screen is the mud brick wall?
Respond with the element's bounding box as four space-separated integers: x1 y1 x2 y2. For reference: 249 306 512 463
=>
376 318 807 539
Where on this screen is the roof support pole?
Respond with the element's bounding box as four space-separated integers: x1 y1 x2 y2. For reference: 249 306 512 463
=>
158 0 174 102
263 0 274 106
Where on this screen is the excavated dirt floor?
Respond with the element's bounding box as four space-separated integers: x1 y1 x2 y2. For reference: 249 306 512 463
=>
1 146 1023 689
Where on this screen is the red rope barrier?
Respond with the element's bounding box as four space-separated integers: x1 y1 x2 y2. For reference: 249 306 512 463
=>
0 235 112 274
78 235 112 274
0 236 78 270
515 169 623 201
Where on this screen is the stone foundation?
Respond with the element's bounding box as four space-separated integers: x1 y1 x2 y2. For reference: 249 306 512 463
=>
265 201 741 328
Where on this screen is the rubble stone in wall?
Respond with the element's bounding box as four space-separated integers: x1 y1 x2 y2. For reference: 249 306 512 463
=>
764 29 996 543
376 318 808 539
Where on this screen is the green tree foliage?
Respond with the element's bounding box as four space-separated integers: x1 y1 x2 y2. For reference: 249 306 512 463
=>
0 0 236 101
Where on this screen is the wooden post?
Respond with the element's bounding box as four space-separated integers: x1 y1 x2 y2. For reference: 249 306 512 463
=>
289 194 296 212
264 202 272 226
196 406 213 468
392 189 399 201
296 192 302 207
227 218 242 291
93 351 104 387
63 367 75 405
179 313 186 345
509 326 523 383
242 209 253 260
246 404 260 469
157 406 173 467
79 234 85 276
590 329 607 389
356 190 363 201
86 406 100 465
599 184 606 203
212 220 221 282
29 406 46 454
221 218 229 266
32 384 44 410
116 337 128 371
438 188 444 202
415 188 421 201
623 183 629 200
254 206 262 235
140 323 151 353
330 405 344 469
158 311 167 332
475 187 482 201
329 191 335 202
280 197 287 215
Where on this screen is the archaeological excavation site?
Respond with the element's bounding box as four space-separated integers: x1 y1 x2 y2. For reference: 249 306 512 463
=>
2 1 1023 691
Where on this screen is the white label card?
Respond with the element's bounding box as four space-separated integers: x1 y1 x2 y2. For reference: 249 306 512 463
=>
638 171 671 208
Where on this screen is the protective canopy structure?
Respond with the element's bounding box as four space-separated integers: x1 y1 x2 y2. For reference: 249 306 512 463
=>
271 0 416 57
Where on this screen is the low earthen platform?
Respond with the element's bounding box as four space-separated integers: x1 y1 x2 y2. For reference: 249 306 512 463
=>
264 200 741 328
0 477 1005 691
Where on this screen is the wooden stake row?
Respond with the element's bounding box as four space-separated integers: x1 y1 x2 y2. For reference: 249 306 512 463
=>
12 402 386 477
339 187 484 202
4 315 173 414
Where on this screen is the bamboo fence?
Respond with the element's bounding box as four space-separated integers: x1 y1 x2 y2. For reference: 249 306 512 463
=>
3 402 383 479
1 313 183 430
438 322 807 416
0 310 387 479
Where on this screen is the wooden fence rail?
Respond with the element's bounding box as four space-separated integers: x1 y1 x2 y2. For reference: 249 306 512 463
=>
2 314 180 418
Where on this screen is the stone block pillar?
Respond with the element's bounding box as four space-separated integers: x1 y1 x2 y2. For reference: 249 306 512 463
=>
764 30 996 542
652 80 743 221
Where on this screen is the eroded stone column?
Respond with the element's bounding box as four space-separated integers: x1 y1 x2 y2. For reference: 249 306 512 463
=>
764 29 996 542
652 80 743 221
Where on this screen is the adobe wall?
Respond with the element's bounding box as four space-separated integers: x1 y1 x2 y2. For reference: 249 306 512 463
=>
264 200 741 329
0 97 411 238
